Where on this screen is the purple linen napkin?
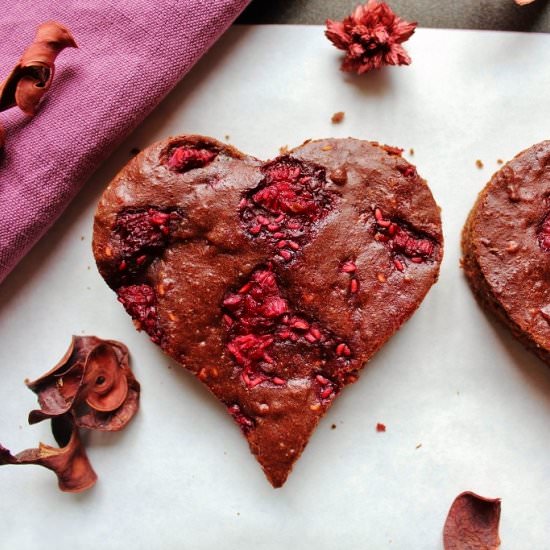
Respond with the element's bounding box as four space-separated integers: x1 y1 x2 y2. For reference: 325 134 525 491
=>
0 0 250 284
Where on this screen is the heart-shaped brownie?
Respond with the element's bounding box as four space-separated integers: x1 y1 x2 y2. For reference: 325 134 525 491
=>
462 140 550 366
93 135 443 487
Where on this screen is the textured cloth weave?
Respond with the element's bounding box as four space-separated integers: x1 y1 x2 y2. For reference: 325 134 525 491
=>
0 0 250 283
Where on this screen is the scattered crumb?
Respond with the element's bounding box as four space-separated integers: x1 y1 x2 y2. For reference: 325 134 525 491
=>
224 134 230 141
416 443 422 449
409 148 414 156
331 111 345 124
279 145 289 155
80 236 85 241
497 158 504 165
376 422 386 432
87 266 91 270
18 425 22 430
129 147 140 156
331 424 337 430
236 512 240 516
475 159 484 169
86 286 91 290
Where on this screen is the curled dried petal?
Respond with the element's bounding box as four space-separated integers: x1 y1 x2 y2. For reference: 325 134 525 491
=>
0 415 97 493
0 21 77 145
27 336 140 432
443 491 501 550
0 21 77 113
83 344 129 412
325 0 417 74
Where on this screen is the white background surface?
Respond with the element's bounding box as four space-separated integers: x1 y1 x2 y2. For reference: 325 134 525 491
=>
1 26 550 549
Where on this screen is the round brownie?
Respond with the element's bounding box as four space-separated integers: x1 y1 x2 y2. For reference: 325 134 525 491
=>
462 140 550 365
93 135 443 487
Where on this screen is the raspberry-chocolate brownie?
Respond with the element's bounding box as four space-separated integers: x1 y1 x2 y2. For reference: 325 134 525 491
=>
93 135 443 487
462 140 550 366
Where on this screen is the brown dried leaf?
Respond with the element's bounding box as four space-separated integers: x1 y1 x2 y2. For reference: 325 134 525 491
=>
443 491 501 550
0 414 97 493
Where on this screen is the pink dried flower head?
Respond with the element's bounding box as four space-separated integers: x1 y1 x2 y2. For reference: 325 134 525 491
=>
325 0 417 74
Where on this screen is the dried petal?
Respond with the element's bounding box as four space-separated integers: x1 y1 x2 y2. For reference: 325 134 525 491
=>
0 21 77 143
325 0 417 74
515 0 536 4
27 336 139 432
0 415 97 493
83 344 129 412
443 491 501 550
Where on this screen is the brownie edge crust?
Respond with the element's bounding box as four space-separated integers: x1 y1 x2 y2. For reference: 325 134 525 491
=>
462 140 550 366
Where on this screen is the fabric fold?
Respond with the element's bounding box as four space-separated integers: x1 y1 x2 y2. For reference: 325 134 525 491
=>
0 0 250 283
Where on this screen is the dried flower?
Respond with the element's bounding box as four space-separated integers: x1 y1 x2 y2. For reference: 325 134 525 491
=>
0 336 139 492
0 21 77 148
443 492 501 550
26 336 139 431
325 1 417 74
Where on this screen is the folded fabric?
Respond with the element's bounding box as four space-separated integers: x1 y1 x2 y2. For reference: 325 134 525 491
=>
0 0 250 284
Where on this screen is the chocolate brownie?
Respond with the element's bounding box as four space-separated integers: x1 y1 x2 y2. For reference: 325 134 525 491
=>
462 140 550 366
93 135 443 487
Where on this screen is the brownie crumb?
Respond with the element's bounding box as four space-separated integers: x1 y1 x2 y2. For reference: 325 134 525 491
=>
416 443 422 449
409 148 414 156
130 147 140 156
331 111 345 124
331 424 337 430
279 145 289 155
497 158 504 165
225 135 230 141
475 159 484 169
376 422 386 432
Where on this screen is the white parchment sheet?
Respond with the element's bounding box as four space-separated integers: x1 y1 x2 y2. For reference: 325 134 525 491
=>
1 27 550 549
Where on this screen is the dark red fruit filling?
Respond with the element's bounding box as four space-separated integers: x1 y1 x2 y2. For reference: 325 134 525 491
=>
339 259 360 297
222 267 351 396
397 164 417 178
114 207 184 276
373 207 436 269
116 284 163 344
538 213 550 252
167 146 217 172
382 145 403 156
227 404 254 433
239 157 335 263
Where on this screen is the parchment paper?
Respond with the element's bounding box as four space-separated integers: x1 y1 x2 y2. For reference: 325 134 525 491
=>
1 27 550 549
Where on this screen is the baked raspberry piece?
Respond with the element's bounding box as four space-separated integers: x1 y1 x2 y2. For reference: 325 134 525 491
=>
93 135 443 487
